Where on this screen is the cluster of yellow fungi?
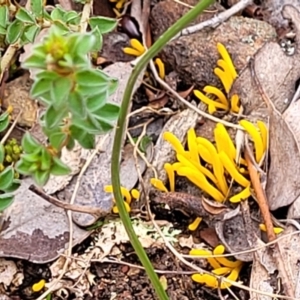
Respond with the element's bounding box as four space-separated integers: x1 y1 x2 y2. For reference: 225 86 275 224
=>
105 42 282 290
104 185 140 214
190 245 243 289
109 0 127 17
193 43 240 114
123 39 165 79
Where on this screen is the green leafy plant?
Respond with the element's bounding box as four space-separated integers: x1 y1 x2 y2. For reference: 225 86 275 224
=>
0 0 120 211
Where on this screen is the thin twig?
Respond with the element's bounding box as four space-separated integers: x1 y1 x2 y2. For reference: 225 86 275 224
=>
173 0 253 39
29 185 105 217
0 111 22 144
149 60 243 129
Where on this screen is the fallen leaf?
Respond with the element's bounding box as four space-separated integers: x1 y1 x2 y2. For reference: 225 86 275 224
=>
201 197 228 215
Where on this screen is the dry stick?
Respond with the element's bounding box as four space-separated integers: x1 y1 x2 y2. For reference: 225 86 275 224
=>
173 0 253 39
29 185 104 217
245 149 294 298
0 111 21 144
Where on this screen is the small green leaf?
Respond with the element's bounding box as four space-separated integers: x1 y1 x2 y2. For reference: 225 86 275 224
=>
0 194 14 212
89 16 117 34
76 69 110 86
21 149 41 163
64 11 80 24
90 27 103 52
52 20 70 35
69 33 96 56
21 132 41 153
33 169 50 186
50 6 65 21
3 179 21 193
40 148 52 171
22 24 40 42
70 125 95 149
23 52 47 69
66 136 75 150
0 5 9 28
6 19 24 44
44 105 67 129
69 91 86 118
139 135 152 153
16 7 36 23
30 0 43 17
31 77 52 98
15 159 33 175
86 91 107 112
71 113 102 134
51 156 71 175
108 77 119 95
0 166 14 191
93 102 120 121
0 112 9 132
28 162 40 173
50 77 72 109
49 131 67 150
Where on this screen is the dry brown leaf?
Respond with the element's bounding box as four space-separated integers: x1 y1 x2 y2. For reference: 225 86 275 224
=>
266 109 300 210
201 197 227 215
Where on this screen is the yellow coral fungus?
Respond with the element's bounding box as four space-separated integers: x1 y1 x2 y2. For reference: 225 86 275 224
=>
257 120 268 152
105 185 139 213
194 89 228 113
259 224 284 234
176 153 218 185
214 68 232 94
213 245 242 268
191 244 243 290
214 123 236 163
123 39 145 57
239 120 265 163
177 166 224 202
230 94 240 113
187 128 200 166
197 137 228 196
203 85 228 107
155 58 165 79
217 43 237 80
229 186 251 203
190 249 222 270
32 279 46 292
219 151 250 187
163 132 185 155
150 178 168 192
164 163 175 192
188 217 202 231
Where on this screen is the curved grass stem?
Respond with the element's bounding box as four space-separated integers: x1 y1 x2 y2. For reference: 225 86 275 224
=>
111 1 215 299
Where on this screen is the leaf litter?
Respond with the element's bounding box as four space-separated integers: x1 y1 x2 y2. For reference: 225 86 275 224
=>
3 0 300 299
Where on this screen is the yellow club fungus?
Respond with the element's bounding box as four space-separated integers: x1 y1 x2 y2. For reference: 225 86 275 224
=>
32 279 46 292
194 89 228 114
203 85 228 107
154 58 165 79
259 224 284 234
230 94 240 113
216 43 237 81
239 120 265 163
123 39 145 57
229 186 251 203
188 217 202 231
219 151 250 187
